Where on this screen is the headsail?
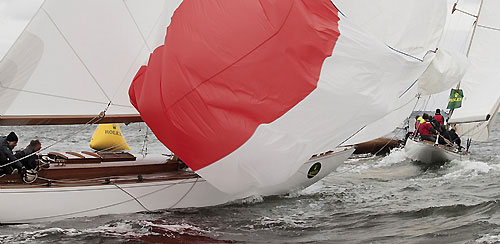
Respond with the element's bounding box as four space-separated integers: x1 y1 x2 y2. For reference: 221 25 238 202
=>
448 0 500 141
332 0 455 145
0 0 183 125
130 0 448 193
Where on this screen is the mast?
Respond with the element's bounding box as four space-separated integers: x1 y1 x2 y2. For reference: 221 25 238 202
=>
447 0 484 121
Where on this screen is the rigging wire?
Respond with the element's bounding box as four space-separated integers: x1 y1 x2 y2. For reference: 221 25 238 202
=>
140 126 150 158
0 103 111 169
371 94 422 157
41 7 112 102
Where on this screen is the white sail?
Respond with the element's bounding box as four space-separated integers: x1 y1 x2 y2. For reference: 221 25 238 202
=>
333 0 447 58
0 0 182 123
448 0 500 141
417 48 467 95
334 0 450 145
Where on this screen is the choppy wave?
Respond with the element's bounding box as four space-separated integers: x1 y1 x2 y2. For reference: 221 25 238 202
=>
0 219 225 244
2 125 500 243
474 233 500 244
442 159 500 180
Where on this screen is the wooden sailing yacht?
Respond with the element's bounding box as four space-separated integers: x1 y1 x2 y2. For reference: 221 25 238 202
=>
405 0 500 165
0 0 448 223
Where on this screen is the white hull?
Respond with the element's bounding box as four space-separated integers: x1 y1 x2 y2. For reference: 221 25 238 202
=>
0 147 354 223
404 139 468 165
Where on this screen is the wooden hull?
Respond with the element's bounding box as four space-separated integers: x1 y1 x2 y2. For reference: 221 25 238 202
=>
0 147 354 223
404 139 469 165
353 138 401 155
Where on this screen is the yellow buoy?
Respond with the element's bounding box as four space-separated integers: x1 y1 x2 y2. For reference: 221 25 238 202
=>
90 123 131 151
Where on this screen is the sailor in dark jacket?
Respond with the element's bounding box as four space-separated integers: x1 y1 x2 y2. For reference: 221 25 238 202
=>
15 139 42 170
0 132 22 174
438 125 452 145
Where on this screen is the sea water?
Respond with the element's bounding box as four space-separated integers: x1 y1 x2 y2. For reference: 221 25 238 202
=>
0 122 500 243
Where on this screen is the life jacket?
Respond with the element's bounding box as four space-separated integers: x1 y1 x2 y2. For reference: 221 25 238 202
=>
434 114 444 124
414 117 425 134
418 122 433 136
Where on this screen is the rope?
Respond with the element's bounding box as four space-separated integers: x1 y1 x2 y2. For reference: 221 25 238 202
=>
114 183 152 212
168 176 200 209
435 132 457 148
0 103 111 170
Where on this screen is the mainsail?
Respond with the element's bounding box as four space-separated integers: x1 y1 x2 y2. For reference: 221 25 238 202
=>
0 0 183 125
129 0 448 193
448 0 500 141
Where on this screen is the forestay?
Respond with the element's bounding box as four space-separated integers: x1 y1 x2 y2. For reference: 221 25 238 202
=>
448 0 500 141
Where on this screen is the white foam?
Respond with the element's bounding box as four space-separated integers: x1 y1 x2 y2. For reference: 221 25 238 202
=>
238 194 264 205
372 148 408 168
93 221 142 237
337 148 409 174
442 159 500 180
256 215 307 229
0 227 81 244
475 233 500 243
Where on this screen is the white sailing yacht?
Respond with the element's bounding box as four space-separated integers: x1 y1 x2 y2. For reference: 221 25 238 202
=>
405 0 500 165
0 0 447 223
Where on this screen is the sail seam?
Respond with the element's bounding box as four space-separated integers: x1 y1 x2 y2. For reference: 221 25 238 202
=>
40 7 112 103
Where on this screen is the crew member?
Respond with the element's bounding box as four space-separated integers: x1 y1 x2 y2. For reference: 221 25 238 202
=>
418 115 436 142
0 132 23 174
15 139 42 170
434 109 444 125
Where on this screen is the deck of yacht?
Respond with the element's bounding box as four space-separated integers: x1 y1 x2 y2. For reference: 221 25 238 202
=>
0 152 199 188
